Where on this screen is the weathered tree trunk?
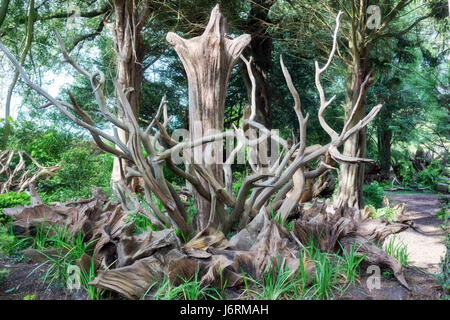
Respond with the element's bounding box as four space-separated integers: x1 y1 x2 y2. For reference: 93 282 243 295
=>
109 0 148 191
334 48 374 210
167 4 250 230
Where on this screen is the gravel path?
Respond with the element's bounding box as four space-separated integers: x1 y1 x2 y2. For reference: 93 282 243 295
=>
384 192 447 274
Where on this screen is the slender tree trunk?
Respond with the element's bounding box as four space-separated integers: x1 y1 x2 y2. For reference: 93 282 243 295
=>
109 0 148 191
1 0 34 150
377 108 392 175
167 5 250 231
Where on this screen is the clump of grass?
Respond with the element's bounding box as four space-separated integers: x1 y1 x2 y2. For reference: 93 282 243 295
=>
125 212 161 234
24 223 100 298
147 269 218 300
253 258 301 300
79 255 104 300
338 241 366 287
383 236 409 266
309 249 340 299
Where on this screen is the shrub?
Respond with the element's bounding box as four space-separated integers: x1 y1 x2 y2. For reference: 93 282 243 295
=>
0 192 30 225
417 159 444 190
38 146 113 202
0 192 30 209
383 236 409 266
0 225 16 256
363 181 384 208
397 159 416 187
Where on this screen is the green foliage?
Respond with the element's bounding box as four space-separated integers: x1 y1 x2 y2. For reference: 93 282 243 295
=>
23 294 36 300
0 225 17 256
363 182 384 208
79 256 104 300
7 121 74 166
24 223 99 296
39 146 113 203
149 269 217 300
416 159 444 190
245 258 301 300
0 192 30 225
308 246 340 299
0 191 30 209
397 159 417 187
232 171 245 196
367 204 400 223
383 236 409 266
125 212 162 235
338 242 366 286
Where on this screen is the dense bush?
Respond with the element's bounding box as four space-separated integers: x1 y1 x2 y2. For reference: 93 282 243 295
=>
416 159 444 190
4 120 113 203
38 146 114 202
363 181 384 208
0 192 30 225
7 120 74 166
0 225 16 256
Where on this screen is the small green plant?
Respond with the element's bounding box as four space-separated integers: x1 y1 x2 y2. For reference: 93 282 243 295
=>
152 269 217 300
23 294 36 300
367 205 398 223
310 249 340 299
79 255 104 300
250 258 301 300
125 212 161 235
383 236 409 266
397 159 416 187
0 225 19 256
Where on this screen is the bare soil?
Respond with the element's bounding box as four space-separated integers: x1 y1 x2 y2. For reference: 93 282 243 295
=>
0 256 88 300
338 192 447 300
385 192 446 274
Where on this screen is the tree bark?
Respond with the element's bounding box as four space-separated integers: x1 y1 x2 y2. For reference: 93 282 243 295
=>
334 48 373 210
110 0 148 191
167 4 250 231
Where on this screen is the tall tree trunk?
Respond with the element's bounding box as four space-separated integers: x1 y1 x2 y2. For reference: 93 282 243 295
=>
334 49 373 210
109 0 148 191
1 0 34 150
167 5 250 231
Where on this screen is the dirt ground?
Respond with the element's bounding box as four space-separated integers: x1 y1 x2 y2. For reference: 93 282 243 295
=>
0 192 447 300
338 192 447 300
0 256 88 300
